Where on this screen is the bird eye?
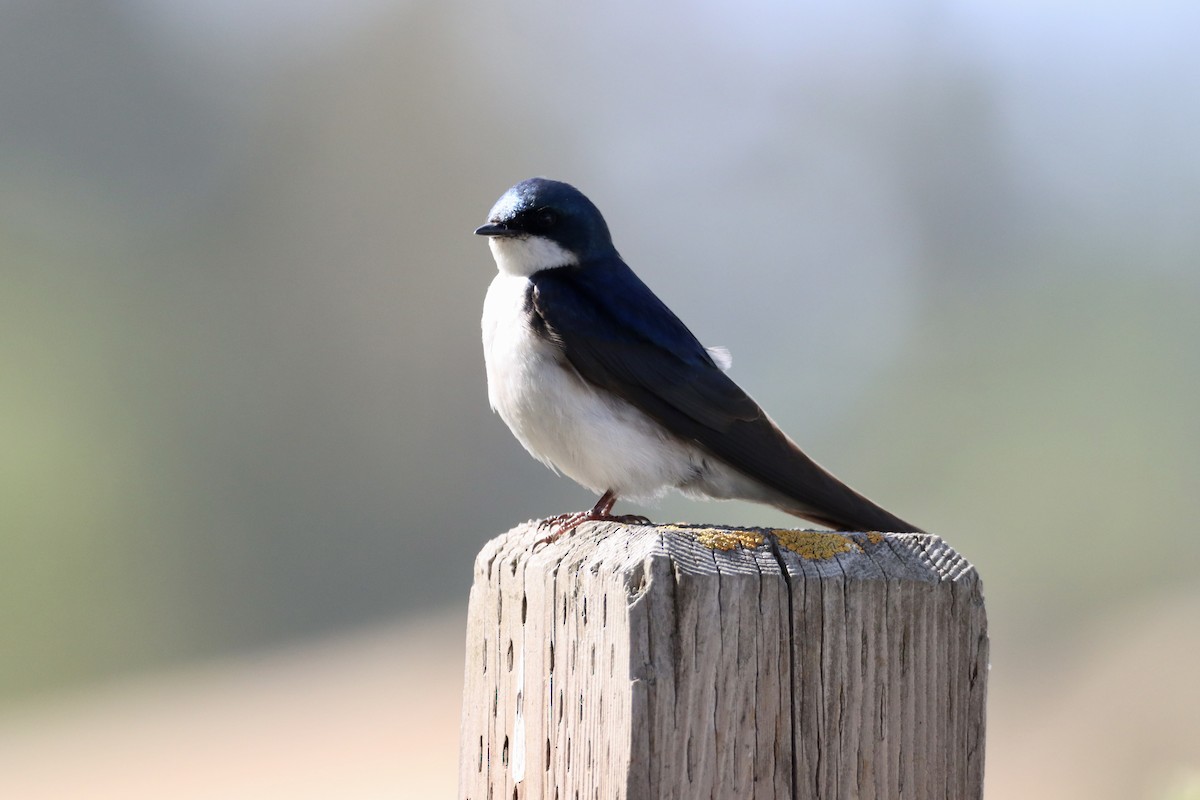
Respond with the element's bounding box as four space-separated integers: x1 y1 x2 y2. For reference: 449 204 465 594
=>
536 208 559 228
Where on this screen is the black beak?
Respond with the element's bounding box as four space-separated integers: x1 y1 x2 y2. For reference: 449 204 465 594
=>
474 222 521 237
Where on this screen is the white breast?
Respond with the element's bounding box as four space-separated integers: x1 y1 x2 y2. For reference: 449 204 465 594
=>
481 272 706 499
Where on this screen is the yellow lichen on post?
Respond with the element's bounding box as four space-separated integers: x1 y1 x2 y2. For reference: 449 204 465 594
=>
663 525 766 551
664 526 889 558
774 530 861 560
695 528 765 551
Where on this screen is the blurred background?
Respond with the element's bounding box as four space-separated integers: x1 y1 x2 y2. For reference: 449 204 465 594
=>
2 1 1198 797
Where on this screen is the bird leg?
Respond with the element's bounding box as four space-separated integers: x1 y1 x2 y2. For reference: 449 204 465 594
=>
535 490 652 545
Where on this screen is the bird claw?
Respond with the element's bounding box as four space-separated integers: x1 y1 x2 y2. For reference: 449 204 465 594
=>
533 510 654 548
534 509 591 544
536 513 573 531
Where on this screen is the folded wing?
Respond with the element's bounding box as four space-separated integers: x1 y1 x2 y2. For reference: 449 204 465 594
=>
529 260 922 533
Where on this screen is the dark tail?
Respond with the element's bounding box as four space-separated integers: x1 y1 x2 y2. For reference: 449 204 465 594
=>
704 412 924 533
782 491 924 534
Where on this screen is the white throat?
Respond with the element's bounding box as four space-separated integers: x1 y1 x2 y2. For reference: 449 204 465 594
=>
488 235 578 277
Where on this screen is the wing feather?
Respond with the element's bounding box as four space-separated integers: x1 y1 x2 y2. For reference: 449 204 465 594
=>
529 261 922 532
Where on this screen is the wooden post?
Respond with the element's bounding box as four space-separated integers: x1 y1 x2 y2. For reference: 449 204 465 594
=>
458 522 987 800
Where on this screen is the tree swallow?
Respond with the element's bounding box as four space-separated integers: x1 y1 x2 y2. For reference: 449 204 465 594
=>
477 177 922 539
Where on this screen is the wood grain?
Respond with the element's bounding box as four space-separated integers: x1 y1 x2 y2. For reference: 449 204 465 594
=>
458 522 987 800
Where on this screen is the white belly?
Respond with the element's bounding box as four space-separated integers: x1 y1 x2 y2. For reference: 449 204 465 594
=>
481 272 705 499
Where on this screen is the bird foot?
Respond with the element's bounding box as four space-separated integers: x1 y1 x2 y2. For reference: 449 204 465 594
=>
534 511 654 547
536 512 578 531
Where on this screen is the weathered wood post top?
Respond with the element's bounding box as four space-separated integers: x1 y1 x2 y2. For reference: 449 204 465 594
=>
459 521 988 800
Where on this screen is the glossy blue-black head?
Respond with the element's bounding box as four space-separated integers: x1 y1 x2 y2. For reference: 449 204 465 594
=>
475 178 615 276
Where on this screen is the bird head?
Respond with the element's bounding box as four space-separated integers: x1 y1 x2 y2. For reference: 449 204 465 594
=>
475 178 615 276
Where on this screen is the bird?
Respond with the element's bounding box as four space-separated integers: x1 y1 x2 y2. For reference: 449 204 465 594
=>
476 177 923 540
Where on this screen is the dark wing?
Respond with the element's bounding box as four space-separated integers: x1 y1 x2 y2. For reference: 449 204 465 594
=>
529 259 922 533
